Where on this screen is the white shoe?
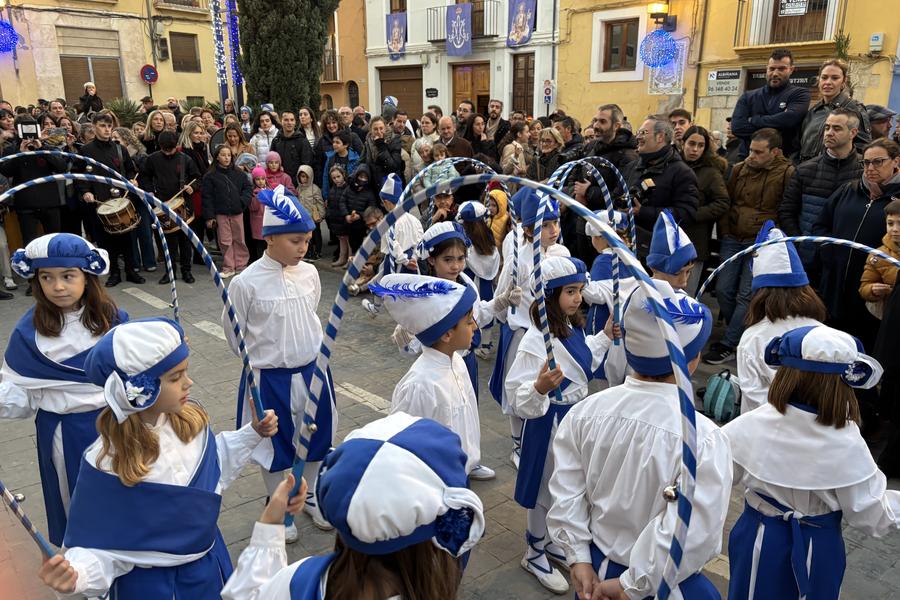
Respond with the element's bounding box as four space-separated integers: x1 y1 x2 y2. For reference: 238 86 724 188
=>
469 464 496 481
510 448 521 470
304 501 334 531
3 277 16 290
544 542 568 571
521 552 569 594
361 298 380 318
220 270 235 279
284 523 299 544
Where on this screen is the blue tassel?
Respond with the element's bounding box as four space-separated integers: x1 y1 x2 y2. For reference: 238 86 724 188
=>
369 280 457 301
644 296 706 324
258 186 304 224
434 507 474 556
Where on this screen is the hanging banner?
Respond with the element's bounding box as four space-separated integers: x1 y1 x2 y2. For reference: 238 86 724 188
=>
446 3 472 57
506 0 535 48
386 12 407 61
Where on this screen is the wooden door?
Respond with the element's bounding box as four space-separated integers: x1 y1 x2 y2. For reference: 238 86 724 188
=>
379 66 423 117
453 63 490 115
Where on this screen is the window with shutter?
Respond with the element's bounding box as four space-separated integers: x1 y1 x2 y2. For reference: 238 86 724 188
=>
170 32 201 73
512 53 535 115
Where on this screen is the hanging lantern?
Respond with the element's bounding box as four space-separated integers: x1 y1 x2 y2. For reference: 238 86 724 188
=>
640 29 677 68
0 19 19 54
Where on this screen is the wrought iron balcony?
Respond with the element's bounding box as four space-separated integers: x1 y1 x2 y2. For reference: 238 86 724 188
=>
322 49 341 83
426 0 502 43
734 0 845 48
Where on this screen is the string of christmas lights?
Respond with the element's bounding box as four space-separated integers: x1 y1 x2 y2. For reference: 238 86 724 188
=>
640 28 677 68
226 0 242 85
0 19 19 54
208 0 228 87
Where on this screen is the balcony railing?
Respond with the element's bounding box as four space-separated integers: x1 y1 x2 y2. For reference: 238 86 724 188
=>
426 0 502 43
322 50 342 83
734 0 844 47
154 0 209 14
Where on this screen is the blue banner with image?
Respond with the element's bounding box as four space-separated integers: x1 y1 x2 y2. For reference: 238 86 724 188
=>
446 3 472 57
506 0 535 48
386 12 407 61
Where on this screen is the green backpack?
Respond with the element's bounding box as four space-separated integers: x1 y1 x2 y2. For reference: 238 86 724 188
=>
701 369 742 423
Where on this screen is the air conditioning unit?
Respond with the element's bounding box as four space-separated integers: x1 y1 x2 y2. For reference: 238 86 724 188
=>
157 38 170 61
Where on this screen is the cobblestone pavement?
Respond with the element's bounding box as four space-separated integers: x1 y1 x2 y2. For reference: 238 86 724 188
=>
1 256 898 599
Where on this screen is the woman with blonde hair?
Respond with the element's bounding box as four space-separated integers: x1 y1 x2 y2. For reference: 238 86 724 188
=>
142 109 166 154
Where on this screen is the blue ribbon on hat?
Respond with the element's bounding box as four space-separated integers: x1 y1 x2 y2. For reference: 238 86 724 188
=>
543 257 588 292
11 233 109 279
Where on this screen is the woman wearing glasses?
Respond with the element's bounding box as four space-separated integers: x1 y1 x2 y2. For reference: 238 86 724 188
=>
813 138 900 434
527 127 564 183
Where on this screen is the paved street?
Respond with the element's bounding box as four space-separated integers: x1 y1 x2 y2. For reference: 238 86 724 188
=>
1 253 899 599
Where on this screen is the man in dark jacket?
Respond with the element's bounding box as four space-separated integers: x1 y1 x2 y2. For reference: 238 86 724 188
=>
730 48 810 161
438 116 474 158
624 115 698 259
271 110 315 187
486 99 510 147
77 113 144 287
361 116 404 192
141 131 201 284
555 116 584 164
778 109 862 269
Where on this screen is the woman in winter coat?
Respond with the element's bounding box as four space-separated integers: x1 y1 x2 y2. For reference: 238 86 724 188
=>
201 145 252 276
527 127 563 183
680 125 731 295
339 164 377 253
411 112 440 173
360 116 404 191
248 112 279 163
77 82 103 116
464 113 499 162
313 110 364 188
179 122 212 263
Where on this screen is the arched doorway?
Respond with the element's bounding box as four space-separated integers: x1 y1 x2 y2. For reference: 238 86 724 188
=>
348 81 360 108
321 94 334 111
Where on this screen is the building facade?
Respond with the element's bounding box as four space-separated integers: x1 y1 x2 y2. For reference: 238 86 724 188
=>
364 0 558 119
319 0 370 112
0 0 228 108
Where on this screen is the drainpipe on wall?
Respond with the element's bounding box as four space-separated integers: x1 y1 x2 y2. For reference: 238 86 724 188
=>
549 0 558 117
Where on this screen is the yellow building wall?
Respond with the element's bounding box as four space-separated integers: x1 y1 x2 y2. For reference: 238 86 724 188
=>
320 0 369 110
557 0 703 126
0 0 224 107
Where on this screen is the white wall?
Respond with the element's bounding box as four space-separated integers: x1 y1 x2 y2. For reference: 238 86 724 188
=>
365 0 559 117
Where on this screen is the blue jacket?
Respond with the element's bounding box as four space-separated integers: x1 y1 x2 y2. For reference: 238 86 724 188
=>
322 148 359 199
730 83 810 160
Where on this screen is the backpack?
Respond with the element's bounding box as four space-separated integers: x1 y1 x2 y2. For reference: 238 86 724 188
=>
700 369 741 423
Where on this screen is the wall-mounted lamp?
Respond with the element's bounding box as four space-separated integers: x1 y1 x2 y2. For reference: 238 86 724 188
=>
647 2 677 32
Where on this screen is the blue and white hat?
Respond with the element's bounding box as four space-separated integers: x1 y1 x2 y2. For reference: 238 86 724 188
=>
418 221 470 258
11 233 109 279
585 209 629 237
371 274 476 346
513 188 559 226
751 220 808 292
258 185 315 236
455 201 488 224
622 280 713 376
84 318 190 423
380 173 404 206
316 412 484 557
383 95 399 108
260 103 274 113
646 210 697 275
532 256 587 294
764 325 883 389
239 105 252 116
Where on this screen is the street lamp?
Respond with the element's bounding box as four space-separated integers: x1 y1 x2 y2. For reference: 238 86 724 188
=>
647 2 677 32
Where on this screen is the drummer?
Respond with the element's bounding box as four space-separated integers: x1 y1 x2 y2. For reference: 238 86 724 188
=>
76 113 145 288
140 131 202 284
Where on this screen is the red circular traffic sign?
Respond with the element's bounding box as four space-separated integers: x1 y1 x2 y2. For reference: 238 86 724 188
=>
140 64 159 85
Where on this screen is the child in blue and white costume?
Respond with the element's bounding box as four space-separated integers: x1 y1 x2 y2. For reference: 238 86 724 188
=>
221 412 485 599
736 221 826 414
39 318 277 599
646 209 698 294
378 173 423 277
548 281 732 600
224 185 337 536
0 233 127 547
457 200 501 358
505 256 615 594
490 187 569 468
724 325 900 600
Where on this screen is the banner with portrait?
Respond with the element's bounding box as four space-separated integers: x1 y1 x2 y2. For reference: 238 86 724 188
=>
386 12 407 61
506 0 535 48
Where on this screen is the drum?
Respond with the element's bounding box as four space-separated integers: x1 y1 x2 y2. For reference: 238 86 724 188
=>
154 197 195 234
97 197 139 234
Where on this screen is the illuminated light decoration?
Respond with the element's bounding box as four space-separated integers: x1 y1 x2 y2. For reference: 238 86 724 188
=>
0 19 19 54
640 28 677 68
208 0 228 87
226 0 243 85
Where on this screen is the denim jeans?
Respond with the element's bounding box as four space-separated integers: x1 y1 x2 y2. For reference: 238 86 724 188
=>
715 238 754 348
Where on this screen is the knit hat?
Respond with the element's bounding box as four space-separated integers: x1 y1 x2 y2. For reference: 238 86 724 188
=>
622 280 713 376
585 209 629 237
764 325 883 389
751 220 808 292
12 233 109 279
258 185 315 236
234 153 258 170
455 201 488 223
84 318 190 423
239 105 252 116
260 103 275 113
84 82 95 89
383 96 399 108
513 188 559 226
418 222 470 258
265 150 282 164
316 412 484 557
380 173 404 206
251 166 266 180
532 256 587 293
371 274 477 346
646 210 697 275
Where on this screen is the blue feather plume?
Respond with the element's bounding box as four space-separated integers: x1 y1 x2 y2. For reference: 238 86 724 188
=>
369 280 457 301
644 296 706 324
258 186 303 224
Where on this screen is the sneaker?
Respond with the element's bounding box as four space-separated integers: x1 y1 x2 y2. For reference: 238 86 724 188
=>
220 270 235 279
3 277 16 290
361 299 381 318
284 523 299 544
145 266 157 272
468 464 496 481
521 551 569 594
509 448 520 470
304 501 334 531
702 342 735 365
